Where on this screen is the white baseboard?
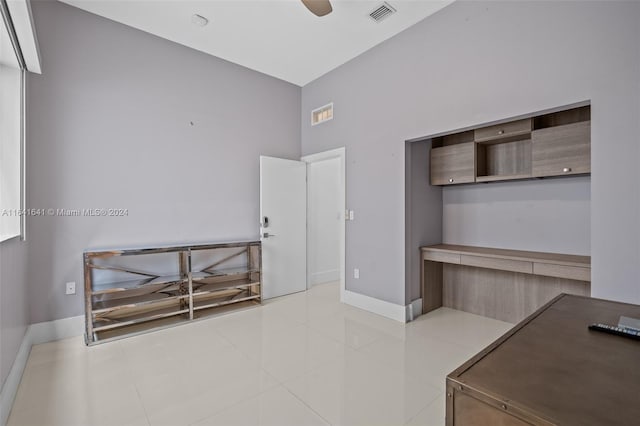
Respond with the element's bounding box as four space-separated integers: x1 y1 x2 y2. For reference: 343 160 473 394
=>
406 298 423 322
29 315 84 345
0 315 84 426
342 290 423 323
342 290 407 322
310 269 340 286
0 330 30 426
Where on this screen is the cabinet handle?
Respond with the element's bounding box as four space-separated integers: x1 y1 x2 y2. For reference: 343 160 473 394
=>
498 129 504 135
449 178 454 183
562 167 572 173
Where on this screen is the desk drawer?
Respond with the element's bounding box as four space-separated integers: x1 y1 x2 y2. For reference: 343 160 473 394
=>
534 263 590 282
423 251 460 264
460 255 532 274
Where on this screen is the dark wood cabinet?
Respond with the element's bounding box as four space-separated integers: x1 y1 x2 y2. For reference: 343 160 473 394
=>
430 142 475 185
532 121 591 177
429 105 590 186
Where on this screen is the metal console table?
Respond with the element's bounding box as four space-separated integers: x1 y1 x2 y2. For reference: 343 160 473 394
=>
84 241 261 345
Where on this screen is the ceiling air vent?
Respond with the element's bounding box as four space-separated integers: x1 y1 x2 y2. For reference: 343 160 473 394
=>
311 103 333 126
369 2 396 23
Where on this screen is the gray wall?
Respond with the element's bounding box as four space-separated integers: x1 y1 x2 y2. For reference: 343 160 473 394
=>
405 140 442 304
0 238 29 389
26 1 301 322
443 177 591 255
301 1 640 306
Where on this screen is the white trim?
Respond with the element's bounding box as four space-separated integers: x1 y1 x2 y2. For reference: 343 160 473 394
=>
310 269 340 286
342 290 407 323
0 315 83 425
406 298 423 322
301 147 346 304
6 0 42 74
0 330 29 426
28 315 84 345
301 147 345 163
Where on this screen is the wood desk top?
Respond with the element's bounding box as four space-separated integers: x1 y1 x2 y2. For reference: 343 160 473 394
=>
447 294 640 425
421 244 590 268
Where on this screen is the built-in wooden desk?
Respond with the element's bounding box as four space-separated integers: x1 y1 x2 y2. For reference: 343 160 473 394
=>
421 244 590 323
446 294 640 425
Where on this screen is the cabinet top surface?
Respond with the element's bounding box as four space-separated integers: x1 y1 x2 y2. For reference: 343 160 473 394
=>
448 294 640 425
420 244 590 267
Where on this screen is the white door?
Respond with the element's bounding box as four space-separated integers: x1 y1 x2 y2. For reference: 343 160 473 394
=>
260 156 307 299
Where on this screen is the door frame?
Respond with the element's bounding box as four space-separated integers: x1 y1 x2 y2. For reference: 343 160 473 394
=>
301 147 346 303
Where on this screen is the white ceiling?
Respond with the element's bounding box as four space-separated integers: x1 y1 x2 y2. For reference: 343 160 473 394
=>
58 0 454 86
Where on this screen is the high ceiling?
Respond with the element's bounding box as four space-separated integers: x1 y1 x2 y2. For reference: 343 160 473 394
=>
59 0 454 86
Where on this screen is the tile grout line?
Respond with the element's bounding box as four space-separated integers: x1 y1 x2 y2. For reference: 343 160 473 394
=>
403 390 443 426
282 386 334 426
132 382 152 426
117 340 154 426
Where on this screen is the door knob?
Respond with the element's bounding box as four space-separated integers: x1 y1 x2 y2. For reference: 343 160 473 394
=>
262 232 276 238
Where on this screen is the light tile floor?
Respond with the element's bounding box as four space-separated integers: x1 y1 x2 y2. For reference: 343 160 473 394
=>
8 282 512 426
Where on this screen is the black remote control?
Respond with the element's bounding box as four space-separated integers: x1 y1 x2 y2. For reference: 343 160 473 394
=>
588 323 640 341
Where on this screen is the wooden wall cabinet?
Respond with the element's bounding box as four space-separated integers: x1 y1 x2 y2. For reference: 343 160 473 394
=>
430 105 590 186
532 121 591 177
430 142 475 185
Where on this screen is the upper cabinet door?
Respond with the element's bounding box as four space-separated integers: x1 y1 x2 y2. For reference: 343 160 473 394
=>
531 121 590 178
430 142 475 185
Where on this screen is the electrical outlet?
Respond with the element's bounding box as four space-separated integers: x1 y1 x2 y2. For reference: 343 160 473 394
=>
354 268 360 279
65 281 76 295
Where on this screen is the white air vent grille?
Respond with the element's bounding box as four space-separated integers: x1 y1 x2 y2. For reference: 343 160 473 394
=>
311 103 333 126
369 2 396 22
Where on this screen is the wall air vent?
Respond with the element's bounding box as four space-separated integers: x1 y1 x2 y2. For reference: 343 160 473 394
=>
369 2 396 22
311 103 333 126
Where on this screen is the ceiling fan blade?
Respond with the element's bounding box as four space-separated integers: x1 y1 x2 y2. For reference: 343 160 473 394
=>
301 0 333 17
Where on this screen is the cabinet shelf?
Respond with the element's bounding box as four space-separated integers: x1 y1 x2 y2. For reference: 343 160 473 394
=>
92 293 188 314
93 306 190 332
475 173 533 183
193 278 258 295
92 275 185 295
193 294 261 312
192 267 259 281
192 300 260 320
84 241 262 344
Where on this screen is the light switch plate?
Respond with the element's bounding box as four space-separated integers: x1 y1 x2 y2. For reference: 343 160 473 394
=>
65 282 76 295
